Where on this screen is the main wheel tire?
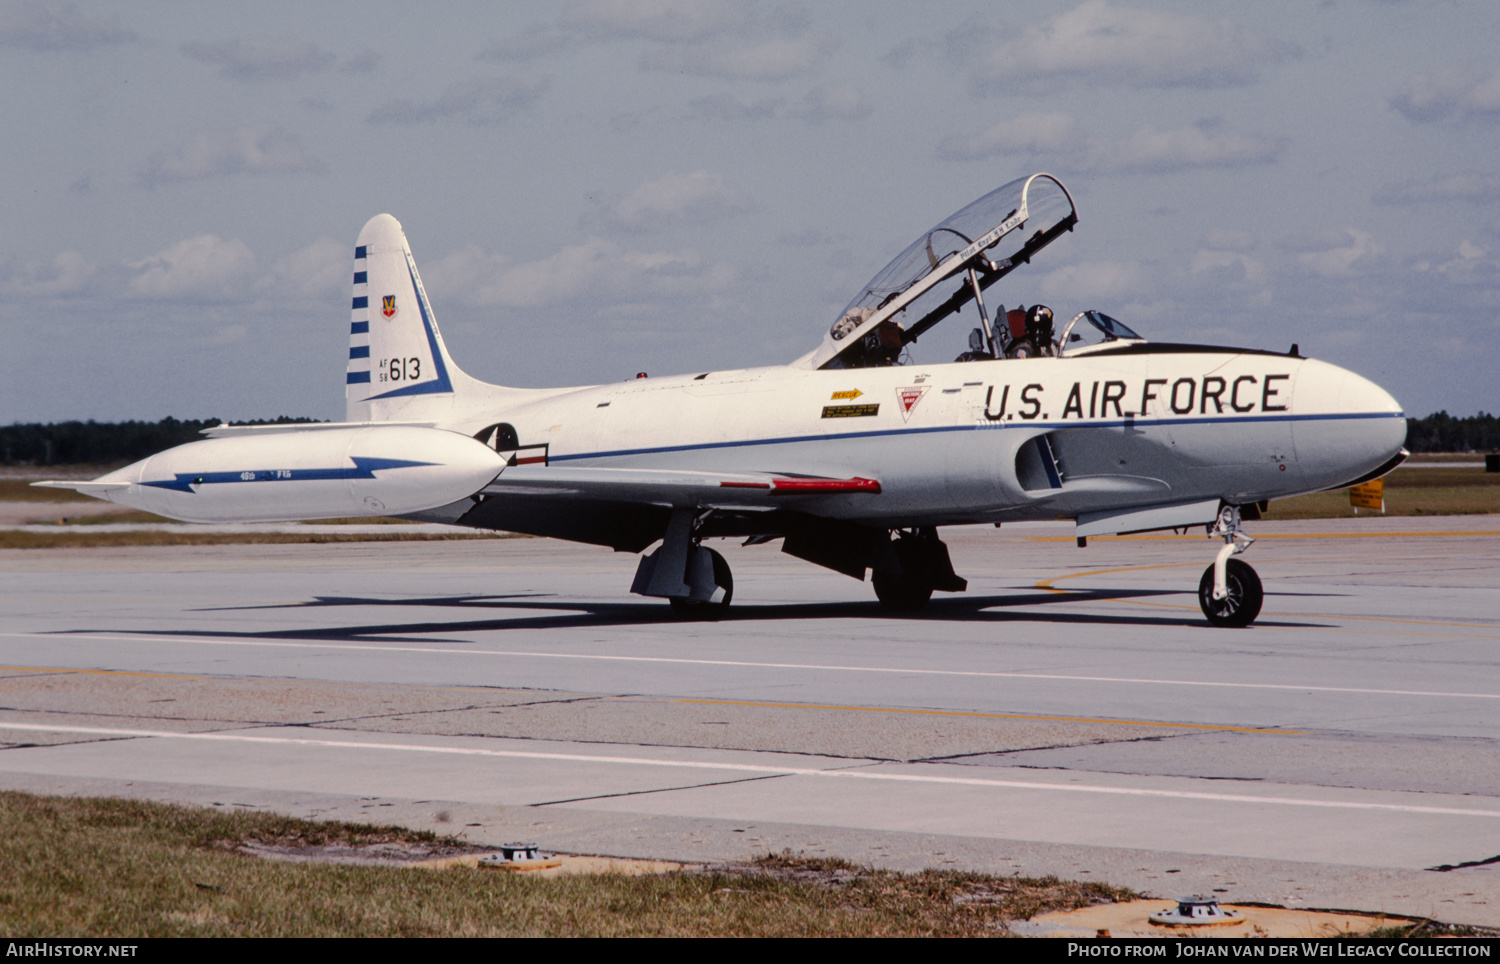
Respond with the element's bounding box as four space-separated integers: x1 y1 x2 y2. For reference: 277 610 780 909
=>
1198 558 1263 628
668 548 733 620
872 569 934 612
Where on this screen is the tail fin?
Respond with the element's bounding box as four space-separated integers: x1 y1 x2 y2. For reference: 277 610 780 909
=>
346 214 477 422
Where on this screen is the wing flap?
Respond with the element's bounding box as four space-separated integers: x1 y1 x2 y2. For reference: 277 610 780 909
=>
481 465 880 507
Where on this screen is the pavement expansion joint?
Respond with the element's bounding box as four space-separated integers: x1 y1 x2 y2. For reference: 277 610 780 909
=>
532 772 795 808
1427 854 1500 872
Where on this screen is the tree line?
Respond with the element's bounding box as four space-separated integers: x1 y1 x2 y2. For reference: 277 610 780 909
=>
0 412 1495 466
0 417 324 466
1402 411 1500 454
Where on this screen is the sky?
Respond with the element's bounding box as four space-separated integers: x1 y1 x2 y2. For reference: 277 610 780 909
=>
2 0 1497 423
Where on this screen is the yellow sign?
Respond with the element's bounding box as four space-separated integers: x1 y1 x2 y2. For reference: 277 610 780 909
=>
1350 479 1384 512
830 389 863 400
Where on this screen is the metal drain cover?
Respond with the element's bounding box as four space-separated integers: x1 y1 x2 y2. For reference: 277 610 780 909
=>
1149 896 1243 927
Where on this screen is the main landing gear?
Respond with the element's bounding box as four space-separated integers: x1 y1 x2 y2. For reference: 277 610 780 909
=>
632 508 734 620
1198 505 1262 628
872 527 968 612
668 546 733 620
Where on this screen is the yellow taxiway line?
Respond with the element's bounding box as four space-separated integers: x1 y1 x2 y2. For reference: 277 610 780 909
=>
1032 566 1500 632
0 664 1302 737
674 698 1299 735
1029 531 1500 542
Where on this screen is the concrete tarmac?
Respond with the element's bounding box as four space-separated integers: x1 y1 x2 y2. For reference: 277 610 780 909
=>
1 517 1497 925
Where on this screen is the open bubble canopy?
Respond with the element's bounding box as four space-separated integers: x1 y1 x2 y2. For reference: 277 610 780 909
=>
795 173 1077 370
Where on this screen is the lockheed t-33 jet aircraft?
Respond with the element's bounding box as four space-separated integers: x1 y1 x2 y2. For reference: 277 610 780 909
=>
40 173 1408 627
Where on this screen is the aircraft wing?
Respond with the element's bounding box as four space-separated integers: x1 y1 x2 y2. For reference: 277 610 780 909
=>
480 465 880 507
435 465 883 553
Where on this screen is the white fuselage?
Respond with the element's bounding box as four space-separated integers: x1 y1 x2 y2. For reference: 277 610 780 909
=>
423 348 1406 528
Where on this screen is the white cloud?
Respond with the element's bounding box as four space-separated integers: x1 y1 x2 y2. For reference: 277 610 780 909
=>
1088 124 1285 174
338 48 382 75
1412 241 1500 287
1294 229 1382 279
604 171 751 232
936 112 1077 161
1189 249 1266 287
1374 172 1500 205
265 238 348 300
973 1 1287 92
684 93 783 120
640 37 829 80
477 26 573 62
2 251 97 297
367 75 549 125
881 37 916 69
795 83 870 122
1039 261 1146 302
127 235 258 299
143 127 326 186
1200 229 1258 253
1389 69 1500 123
181 37 335 81
0 1 133 51
562 0 758 43
425 237 733 309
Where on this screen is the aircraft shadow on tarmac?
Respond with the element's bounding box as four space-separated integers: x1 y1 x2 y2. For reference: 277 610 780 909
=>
71 588 1331 644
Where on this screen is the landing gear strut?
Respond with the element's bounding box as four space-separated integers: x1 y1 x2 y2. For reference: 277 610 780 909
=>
872 527 967 612
1198 505 1262 628
668 546 733 620
631 508 734 620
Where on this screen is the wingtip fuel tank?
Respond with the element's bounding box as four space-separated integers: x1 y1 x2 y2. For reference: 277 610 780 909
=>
48 425 505 523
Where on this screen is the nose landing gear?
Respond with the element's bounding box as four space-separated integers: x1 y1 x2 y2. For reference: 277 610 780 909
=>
1198 505 1262 628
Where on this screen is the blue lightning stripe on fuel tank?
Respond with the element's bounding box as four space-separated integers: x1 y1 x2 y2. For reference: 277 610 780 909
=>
140 457 435 493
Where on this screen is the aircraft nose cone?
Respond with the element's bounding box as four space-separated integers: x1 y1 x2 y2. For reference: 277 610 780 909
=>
1292 361 1406 489
1342 368 1406 459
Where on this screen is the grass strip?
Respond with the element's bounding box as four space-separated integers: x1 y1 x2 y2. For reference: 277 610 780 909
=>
0 792 1126 937
1264 487 1500 519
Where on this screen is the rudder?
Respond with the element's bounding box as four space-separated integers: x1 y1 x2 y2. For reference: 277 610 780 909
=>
346 214 472 422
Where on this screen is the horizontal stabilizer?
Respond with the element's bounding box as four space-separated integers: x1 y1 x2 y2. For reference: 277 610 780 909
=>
30 480 129 494
200 420 436 438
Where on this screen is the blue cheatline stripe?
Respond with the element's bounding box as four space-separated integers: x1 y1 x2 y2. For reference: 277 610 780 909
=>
351 296 369 309
349 346 369 359
354 245 366 259
365 257 454 400
350 321 369 334
353 271 367 284
141 457 436 494
346 371 371 384
548 410 1406 463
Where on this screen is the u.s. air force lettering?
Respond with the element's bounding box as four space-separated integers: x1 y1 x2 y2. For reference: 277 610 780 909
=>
982 374 1291 422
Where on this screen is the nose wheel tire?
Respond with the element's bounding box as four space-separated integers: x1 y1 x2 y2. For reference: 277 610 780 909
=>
668 548 733 620
1198 558 1263 628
